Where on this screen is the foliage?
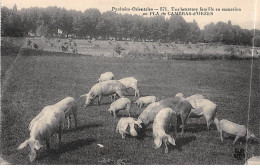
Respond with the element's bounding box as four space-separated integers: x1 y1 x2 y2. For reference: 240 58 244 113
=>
1 5 259 46
253 34 260 47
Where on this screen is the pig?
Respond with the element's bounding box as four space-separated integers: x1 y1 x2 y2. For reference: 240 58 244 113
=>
107 97 131 118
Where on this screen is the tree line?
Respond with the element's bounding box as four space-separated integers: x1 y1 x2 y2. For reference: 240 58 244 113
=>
2 5 260 46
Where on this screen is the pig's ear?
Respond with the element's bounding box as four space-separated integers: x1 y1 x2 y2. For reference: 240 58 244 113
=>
167 136 176 146
138 123 142 128
90 93 95 98
134 120 142 128
175 93 183 97
154 138 162 149
135 119 142 125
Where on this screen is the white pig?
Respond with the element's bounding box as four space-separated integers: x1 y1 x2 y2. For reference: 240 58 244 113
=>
107 97 131 118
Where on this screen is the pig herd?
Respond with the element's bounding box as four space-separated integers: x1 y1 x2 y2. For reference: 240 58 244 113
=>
17 71 258 162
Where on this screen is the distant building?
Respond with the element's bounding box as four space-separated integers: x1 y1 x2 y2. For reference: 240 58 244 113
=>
28 31 35 37
58 29 63 36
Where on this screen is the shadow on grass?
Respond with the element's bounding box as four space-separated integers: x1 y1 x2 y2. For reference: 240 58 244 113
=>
151 136 197 154
249 139 260 145
172 136 197 152
137 134 153 140
85 102 112 107
113 113 140 118
225 136 259 145
184 124 207 133
145 127 153 132
116 114 139 118
63 123 103 133
37 138 96 161
60 138 96 153
181 122 218 134
138 93 155 97
122 132 152 141
99 102 113 106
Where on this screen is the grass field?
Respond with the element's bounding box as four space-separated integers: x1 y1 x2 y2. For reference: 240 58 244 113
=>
1 37 25 79
1 40 259 164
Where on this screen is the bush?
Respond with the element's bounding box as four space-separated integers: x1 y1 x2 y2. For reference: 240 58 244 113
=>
254 35 260 47
1 37 24 56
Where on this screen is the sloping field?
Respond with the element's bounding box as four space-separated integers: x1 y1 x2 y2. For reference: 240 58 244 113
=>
1 49 259 165
1 37 25 79
27 37 260 59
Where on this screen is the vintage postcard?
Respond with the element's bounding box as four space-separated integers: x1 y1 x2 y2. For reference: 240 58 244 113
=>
1 0 260 165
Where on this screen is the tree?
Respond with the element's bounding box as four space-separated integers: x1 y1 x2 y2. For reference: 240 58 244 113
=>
130 15 144 41
187 20 201 43
254 35 260 47
59 8 73 37
83 8 101 38
13 4 17 13
240 29 253 46
232 25 242 45
72 11 85 38
97 11 118 39
1 7 12 36
168 15 189 42
19 7 41 36
1 5 24 36
36 23 49 37
146 16 168 41
1 5 259 46
203 23 218 42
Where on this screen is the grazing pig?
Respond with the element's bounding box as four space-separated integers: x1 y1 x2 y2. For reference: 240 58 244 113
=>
189 98 218 130
97 72 115 83
108 41 113 45
54 97 78 129
118 77 140 97
82 80 126 106
137 96 193 135
217 119 258 144
61 45 68 51
186 94 204 101
116 117 143 139
159 97 193 135
137 102 164 127
176 93 218 131
153 108 177 153
175 93 204 101
134 96 156 108
107 97 131 118
31 43 38 49
26 39 32 46
17 107 66 162
29 97 78 130
175 93 184 98
245 156 260 165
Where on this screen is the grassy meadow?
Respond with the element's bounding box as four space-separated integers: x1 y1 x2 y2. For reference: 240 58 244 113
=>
1 38 259 165
1 37 25 79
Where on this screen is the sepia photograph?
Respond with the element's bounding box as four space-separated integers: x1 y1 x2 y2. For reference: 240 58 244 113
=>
1 0 260 165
